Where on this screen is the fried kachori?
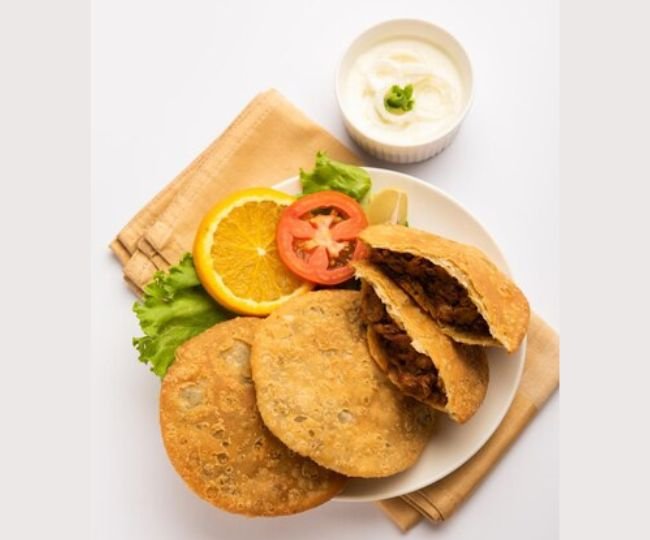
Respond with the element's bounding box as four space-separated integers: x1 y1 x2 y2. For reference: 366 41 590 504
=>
160 317 346 516
361 224 530 352
250 290 436 478
355 260 488 424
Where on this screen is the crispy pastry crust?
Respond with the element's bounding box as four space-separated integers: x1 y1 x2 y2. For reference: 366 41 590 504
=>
160 317 346 516
360 224 530 352
355 261 489 424
251 290 437 478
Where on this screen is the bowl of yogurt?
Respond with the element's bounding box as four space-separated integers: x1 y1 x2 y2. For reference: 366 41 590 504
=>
336 19 473 163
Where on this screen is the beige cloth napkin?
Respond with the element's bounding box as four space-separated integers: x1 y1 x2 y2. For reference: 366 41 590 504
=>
110 90 558 532
110 89 359 291
377 312 559 531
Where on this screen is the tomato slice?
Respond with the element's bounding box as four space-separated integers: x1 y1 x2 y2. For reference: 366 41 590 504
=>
276 191 368 285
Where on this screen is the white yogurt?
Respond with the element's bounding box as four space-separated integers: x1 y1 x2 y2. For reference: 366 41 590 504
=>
343 38 465 145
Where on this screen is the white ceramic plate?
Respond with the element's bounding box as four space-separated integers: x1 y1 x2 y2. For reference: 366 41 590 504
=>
274 167 526 502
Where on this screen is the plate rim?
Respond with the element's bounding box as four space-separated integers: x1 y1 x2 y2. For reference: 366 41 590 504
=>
273 167 526 502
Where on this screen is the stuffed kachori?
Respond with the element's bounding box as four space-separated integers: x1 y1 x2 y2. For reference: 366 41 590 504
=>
355 261 488 424
360 224 530 352
250 290 436 478
160 317 346 516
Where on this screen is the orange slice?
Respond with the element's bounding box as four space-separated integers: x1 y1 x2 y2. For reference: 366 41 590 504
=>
193 188 312 315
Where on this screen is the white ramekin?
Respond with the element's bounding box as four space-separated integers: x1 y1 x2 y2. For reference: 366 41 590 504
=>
336 19 474 164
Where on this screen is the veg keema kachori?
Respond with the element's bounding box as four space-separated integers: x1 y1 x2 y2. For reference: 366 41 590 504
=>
160 317 346 516
251 290 437 478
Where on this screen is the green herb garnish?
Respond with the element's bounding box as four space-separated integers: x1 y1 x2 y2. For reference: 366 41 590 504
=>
384 84 415 114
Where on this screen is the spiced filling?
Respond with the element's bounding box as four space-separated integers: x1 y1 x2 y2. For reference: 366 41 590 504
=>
360 283 447 405
369 249 491 337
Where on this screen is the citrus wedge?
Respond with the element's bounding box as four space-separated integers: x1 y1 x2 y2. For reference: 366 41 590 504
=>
193 187 312 315
366 188 409 225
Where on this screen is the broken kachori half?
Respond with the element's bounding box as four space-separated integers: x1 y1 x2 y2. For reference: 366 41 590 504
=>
360 224 530 352
354 260 488 424
160 317 346 517
250 290 436 478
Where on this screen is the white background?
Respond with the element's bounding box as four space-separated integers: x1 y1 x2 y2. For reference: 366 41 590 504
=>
92 1 558 539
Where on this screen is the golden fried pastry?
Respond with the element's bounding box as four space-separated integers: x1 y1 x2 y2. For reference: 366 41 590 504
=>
160 317 346 516
355 261 488 424
250 290 436 478
360 224 530 352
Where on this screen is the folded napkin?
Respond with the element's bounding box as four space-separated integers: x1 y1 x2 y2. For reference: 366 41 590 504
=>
111 90 558 532
110 89 359 291
377 312 559 531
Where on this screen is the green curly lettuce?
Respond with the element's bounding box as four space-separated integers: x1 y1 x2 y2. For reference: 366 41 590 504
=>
299 151 372 202
132 253 233 377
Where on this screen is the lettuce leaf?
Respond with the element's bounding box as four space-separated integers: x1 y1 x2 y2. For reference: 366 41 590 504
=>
300 151 372 202
132 254 233 377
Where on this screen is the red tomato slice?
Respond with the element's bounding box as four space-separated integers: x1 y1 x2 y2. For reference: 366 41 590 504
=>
276 191 368 285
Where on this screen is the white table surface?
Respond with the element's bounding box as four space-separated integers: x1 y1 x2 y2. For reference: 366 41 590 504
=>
91 1 558 538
